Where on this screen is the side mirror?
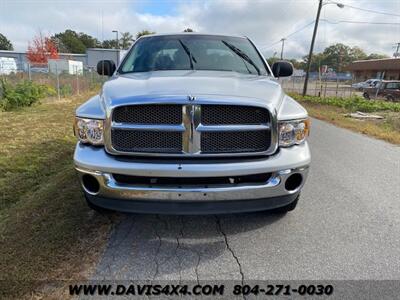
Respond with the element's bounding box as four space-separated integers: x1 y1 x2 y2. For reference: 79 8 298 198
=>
97 60 116 76
271 61 293 77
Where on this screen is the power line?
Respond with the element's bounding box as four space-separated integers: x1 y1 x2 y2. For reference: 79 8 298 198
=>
261 40 283 50
285 21 316 39
260 20 315 49
321 19 400 26
327 1 400 17
260 2 400 51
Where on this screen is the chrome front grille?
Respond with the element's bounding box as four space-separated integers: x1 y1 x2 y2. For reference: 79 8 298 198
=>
111 130 182 153
201 130 270 153
201 105 270 125
113 104 182 124
109 103 274 156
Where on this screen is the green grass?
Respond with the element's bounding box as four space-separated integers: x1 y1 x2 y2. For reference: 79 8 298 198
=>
289 92 400 113
293 99 400 145
0 79 57 111
0 93 113 299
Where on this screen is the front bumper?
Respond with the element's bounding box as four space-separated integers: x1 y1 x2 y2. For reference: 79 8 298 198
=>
74 142 310 213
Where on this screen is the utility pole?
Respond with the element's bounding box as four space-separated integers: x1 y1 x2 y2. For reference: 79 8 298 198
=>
112 30 119 50
112 30 119 65
394 42 400 58
280 38 286 60
302 0 323 96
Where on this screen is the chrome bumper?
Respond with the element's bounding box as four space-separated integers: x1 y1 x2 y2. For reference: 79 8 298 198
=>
74 142 310 202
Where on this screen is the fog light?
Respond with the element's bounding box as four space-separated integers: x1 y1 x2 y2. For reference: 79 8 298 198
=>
82 174 100 194
285 173 303 191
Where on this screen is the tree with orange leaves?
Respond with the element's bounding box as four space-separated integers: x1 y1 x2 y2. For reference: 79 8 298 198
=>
26 33 59 64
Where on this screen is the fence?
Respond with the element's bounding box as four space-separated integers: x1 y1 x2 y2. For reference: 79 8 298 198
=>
1 61 365 100
0 61 106 100
279 76 359 98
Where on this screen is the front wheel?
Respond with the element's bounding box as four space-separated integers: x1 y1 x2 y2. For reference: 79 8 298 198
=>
363 92 370 100
270 194 299 214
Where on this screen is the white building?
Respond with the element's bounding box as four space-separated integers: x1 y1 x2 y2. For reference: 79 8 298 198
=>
0 57 18 75
48 59 83 75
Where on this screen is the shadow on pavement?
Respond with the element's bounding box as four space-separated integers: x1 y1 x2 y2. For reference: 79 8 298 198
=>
93 211 285 280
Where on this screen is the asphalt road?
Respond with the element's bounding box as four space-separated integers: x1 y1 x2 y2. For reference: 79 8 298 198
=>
91 119 400 286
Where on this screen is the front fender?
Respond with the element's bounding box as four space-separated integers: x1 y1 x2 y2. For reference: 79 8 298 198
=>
75 94 106 119
277 95 308 121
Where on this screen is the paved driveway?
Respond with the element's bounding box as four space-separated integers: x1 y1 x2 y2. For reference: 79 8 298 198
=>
91 119 400 282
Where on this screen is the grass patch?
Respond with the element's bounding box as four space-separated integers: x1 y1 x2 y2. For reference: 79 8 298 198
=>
289 93 400 113
0 93 114 299
0 79 57 111
294 100 400 145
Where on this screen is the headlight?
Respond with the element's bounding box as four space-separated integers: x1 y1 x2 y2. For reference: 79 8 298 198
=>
74 117 104 145
278 118 310 147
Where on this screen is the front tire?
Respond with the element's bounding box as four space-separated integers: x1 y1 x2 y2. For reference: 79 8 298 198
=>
363 92 370 100
271 194 299 214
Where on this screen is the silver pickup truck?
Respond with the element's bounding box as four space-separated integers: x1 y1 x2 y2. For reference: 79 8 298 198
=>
73 33 310 215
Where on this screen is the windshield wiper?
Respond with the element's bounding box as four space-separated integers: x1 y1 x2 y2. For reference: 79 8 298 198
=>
221 40 261 75
178 39 197 70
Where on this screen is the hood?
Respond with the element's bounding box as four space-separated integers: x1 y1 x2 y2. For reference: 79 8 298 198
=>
101 70 285 108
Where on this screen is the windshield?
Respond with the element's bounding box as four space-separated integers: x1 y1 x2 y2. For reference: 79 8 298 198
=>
119 35 268 75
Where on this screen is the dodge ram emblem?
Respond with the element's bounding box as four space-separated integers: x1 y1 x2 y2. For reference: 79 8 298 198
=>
188 95 196 101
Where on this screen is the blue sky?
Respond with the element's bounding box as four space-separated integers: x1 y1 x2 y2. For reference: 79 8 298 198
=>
0 0 399 59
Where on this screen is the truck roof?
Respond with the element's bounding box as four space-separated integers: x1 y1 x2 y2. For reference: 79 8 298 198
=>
138 32 247 39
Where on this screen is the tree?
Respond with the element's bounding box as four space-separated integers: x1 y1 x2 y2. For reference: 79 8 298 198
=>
183 28 194 32
300 43 371 72
349 46 367 61
322 43 352 72
136 30 155 39
120 32 133 49
52 30 85 53
301 52 326 72
319 44 371 72
78 32 101 49
0 33 13 50
102 39 118 49
27 33 59 64
288 59 303 70
51 30 100 53
366 53 389 60
280 44 388 72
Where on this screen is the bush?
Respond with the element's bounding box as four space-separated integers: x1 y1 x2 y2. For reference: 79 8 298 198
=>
39 84 57 97
289 93 400 113
0 79 56 111
60 84 73 97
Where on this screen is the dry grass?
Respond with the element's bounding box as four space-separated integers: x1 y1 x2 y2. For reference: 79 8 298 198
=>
297 101 400 145
0 92 115 299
